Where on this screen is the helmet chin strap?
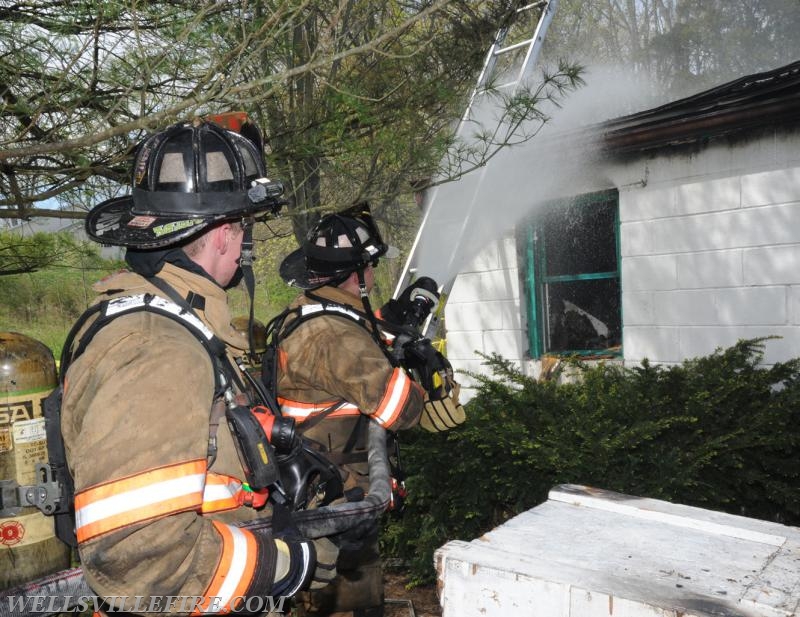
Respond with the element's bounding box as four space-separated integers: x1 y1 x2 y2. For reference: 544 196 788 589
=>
357 268 385 350
238 220 258 359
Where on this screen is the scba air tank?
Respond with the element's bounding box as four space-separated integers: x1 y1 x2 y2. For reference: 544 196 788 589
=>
0 332 70 589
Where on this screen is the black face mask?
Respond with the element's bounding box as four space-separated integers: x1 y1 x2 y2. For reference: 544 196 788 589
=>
125 247 219 287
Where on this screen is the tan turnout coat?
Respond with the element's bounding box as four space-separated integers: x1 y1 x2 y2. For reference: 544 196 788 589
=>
62 263 281 614
275 285 423 488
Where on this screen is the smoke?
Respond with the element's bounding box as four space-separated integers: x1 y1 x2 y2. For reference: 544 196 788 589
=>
398 1 800 294
404 62 657 290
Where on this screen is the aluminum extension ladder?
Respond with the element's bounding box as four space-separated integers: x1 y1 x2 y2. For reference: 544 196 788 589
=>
393 0 559 341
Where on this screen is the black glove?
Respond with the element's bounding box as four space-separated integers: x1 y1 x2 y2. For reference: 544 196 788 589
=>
381 276 439 330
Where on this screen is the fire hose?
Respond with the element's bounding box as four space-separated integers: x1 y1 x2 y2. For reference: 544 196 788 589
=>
0 421 390 617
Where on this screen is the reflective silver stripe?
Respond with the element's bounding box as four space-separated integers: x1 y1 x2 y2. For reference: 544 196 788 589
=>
372 368 410 426
207 526 251 611
282 541 313 598
75 474 206 529
279 401 357 419
203 478 242 504
300 303 365 324
104 294 215 341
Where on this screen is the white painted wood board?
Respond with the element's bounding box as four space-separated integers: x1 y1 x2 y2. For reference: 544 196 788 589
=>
435 484 800 617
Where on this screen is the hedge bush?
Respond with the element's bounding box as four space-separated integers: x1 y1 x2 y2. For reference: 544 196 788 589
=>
382 338 800 585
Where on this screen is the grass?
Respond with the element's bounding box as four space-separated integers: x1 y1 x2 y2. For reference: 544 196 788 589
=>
0 260 306 359
1 233 406 361
0 266 119 359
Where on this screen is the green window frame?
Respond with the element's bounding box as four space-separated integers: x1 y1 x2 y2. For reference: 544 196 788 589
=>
523 190 622 358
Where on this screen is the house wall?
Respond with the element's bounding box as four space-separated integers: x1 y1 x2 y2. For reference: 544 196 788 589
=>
445 127 800 401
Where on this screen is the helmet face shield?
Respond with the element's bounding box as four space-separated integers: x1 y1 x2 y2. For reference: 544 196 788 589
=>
86 119 285 249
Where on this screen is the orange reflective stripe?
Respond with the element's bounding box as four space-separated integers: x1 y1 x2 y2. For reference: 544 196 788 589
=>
277 397 359 423
201 473 243 514
193 521 258 614
74 460 206 543
371 368 411 427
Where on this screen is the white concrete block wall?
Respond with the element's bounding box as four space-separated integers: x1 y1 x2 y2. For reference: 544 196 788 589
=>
446 129 800 396
445 236 527 401
620 136 800 367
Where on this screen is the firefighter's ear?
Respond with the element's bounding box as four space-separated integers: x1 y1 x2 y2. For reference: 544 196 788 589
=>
216 222 235 254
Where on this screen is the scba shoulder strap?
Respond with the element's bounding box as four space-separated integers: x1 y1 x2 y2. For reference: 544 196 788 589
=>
63 293 229 389
43 292 235 548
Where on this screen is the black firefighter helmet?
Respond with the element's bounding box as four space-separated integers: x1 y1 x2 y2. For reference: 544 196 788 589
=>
279 202 398 289
85 118 285 249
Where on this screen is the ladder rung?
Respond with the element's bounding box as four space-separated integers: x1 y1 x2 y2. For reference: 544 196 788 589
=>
493 38 536 56
516 1 547 13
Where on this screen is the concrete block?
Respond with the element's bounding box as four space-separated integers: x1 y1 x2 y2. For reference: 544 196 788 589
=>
677 326 800 364
649 145 737 183
677 326 743 361
497 235 519 270
675 175 740 215
676 250 743 289
448 358 496 382
651 205 800 253
649 215 708 252
448 269 520 303
744 245 800 285
737 205 800 247
483 329 525 360
714 286 787 326
621 256 677 291
653 290 718 326
463 238 505 272
622 326 680 363
445 330 485 361
790 286 800 325
775 130 800 167
741 166 800 207
446 300 521 332
446 301 503 331
621 291 653 325
619 185 676 222
733 129 778 169
620 221 652 257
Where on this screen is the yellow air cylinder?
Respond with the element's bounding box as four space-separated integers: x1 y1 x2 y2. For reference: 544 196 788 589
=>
0 332 70 589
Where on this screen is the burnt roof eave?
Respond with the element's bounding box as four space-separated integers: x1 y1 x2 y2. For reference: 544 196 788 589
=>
599 93 800 156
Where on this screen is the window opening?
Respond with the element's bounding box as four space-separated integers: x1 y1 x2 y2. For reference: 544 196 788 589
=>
524 191 621 358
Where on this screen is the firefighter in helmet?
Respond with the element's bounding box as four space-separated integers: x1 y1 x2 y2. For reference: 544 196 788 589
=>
62 118 338 614
275 204 464 617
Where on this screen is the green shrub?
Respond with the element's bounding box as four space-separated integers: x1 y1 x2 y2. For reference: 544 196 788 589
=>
382 338 800 585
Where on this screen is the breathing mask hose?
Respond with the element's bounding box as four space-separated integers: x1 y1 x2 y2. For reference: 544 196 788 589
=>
240 420 391 539
294 420 391 538
0 568 93 617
